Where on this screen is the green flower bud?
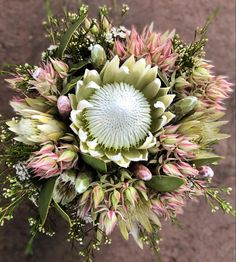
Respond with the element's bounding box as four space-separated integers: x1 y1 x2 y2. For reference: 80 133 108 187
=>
91 44 107 68
111 190 121 210
93 185 105 209
174 76 192 90
171 96 198 118
75 172 92 194
125 187 138 206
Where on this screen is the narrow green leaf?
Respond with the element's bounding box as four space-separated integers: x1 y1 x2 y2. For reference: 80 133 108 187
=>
192 155 222 167
146 176 185 192
44 0 53 20
38 177 57 226
69 61 89 73
61 76 82 95
119 220 129 240
54 200 72 227
57 13 87 58
81 153 107 173
157 69 169 87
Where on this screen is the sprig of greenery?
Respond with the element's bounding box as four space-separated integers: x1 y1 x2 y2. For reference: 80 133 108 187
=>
190 178 235 216
173 7 221 75
205 187 235 216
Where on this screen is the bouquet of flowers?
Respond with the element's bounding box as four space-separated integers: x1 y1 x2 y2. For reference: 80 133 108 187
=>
0 4 234 261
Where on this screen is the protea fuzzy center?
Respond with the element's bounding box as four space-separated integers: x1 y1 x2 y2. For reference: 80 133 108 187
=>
85 83 151 150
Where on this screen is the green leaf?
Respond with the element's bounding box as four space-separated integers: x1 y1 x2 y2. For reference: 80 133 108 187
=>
57 13 87 58
69 61 89 73
81 153 107 173
119 220 129 240
54 200 72 227
157 69 169 87
192 153 222 167
38 177 57 226
146 176 185 192
61 76 82 95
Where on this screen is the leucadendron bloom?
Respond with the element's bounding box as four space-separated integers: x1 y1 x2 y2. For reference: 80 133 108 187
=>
69 56 175 167
6 98 65 145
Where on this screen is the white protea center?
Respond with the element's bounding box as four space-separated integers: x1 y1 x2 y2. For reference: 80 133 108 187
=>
85 83 151 150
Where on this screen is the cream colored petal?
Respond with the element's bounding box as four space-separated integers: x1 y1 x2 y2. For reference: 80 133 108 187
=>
163 111 175 124
86 81 101 90
69 94 78 110
157 87 170 96
80 141 89 153
101 56 120 84
123 149 145 161
105 151 123 162
151 115 168 133
151 108 164 119
114 157 130 168
124 58 147 87
83 69 101 85
87 139 98 150
135 66 158 91
122 55 136 69
139 149 149 161
77 99 93 111
88 148 104 158
142 78 161 100
113 66 130 83
78 128 88 142
138 132 156 149
156 94 175 109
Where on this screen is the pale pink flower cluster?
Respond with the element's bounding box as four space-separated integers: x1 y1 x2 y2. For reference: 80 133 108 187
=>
177 61 233 111
27 143 78 179
113 25 177 74
29 60 69 102
201 75 233 111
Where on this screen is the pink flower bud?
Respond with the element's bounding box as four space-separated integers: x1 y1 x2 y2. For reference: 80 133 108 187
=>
162 163 182 176
32 67 45 80
134 164 152 181
57 96 71 117
58 150 77 163
50 59 69 78
198 166 214 178
93 186 104 209
104 210 118 235
177 162 199 176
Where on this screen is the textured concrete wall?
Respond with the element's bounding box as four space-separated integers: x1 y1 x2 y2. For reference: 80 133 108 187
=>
0 1 235 261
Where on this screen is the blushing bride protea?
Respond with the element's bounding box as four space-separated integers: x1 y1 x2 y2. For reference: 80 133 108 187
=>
6 98 65 145
69 55 175 167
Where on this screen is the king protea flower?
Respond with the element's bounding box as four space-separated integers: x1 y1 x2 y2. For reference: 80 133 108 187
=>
113 24 177 74
69 55 175 167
